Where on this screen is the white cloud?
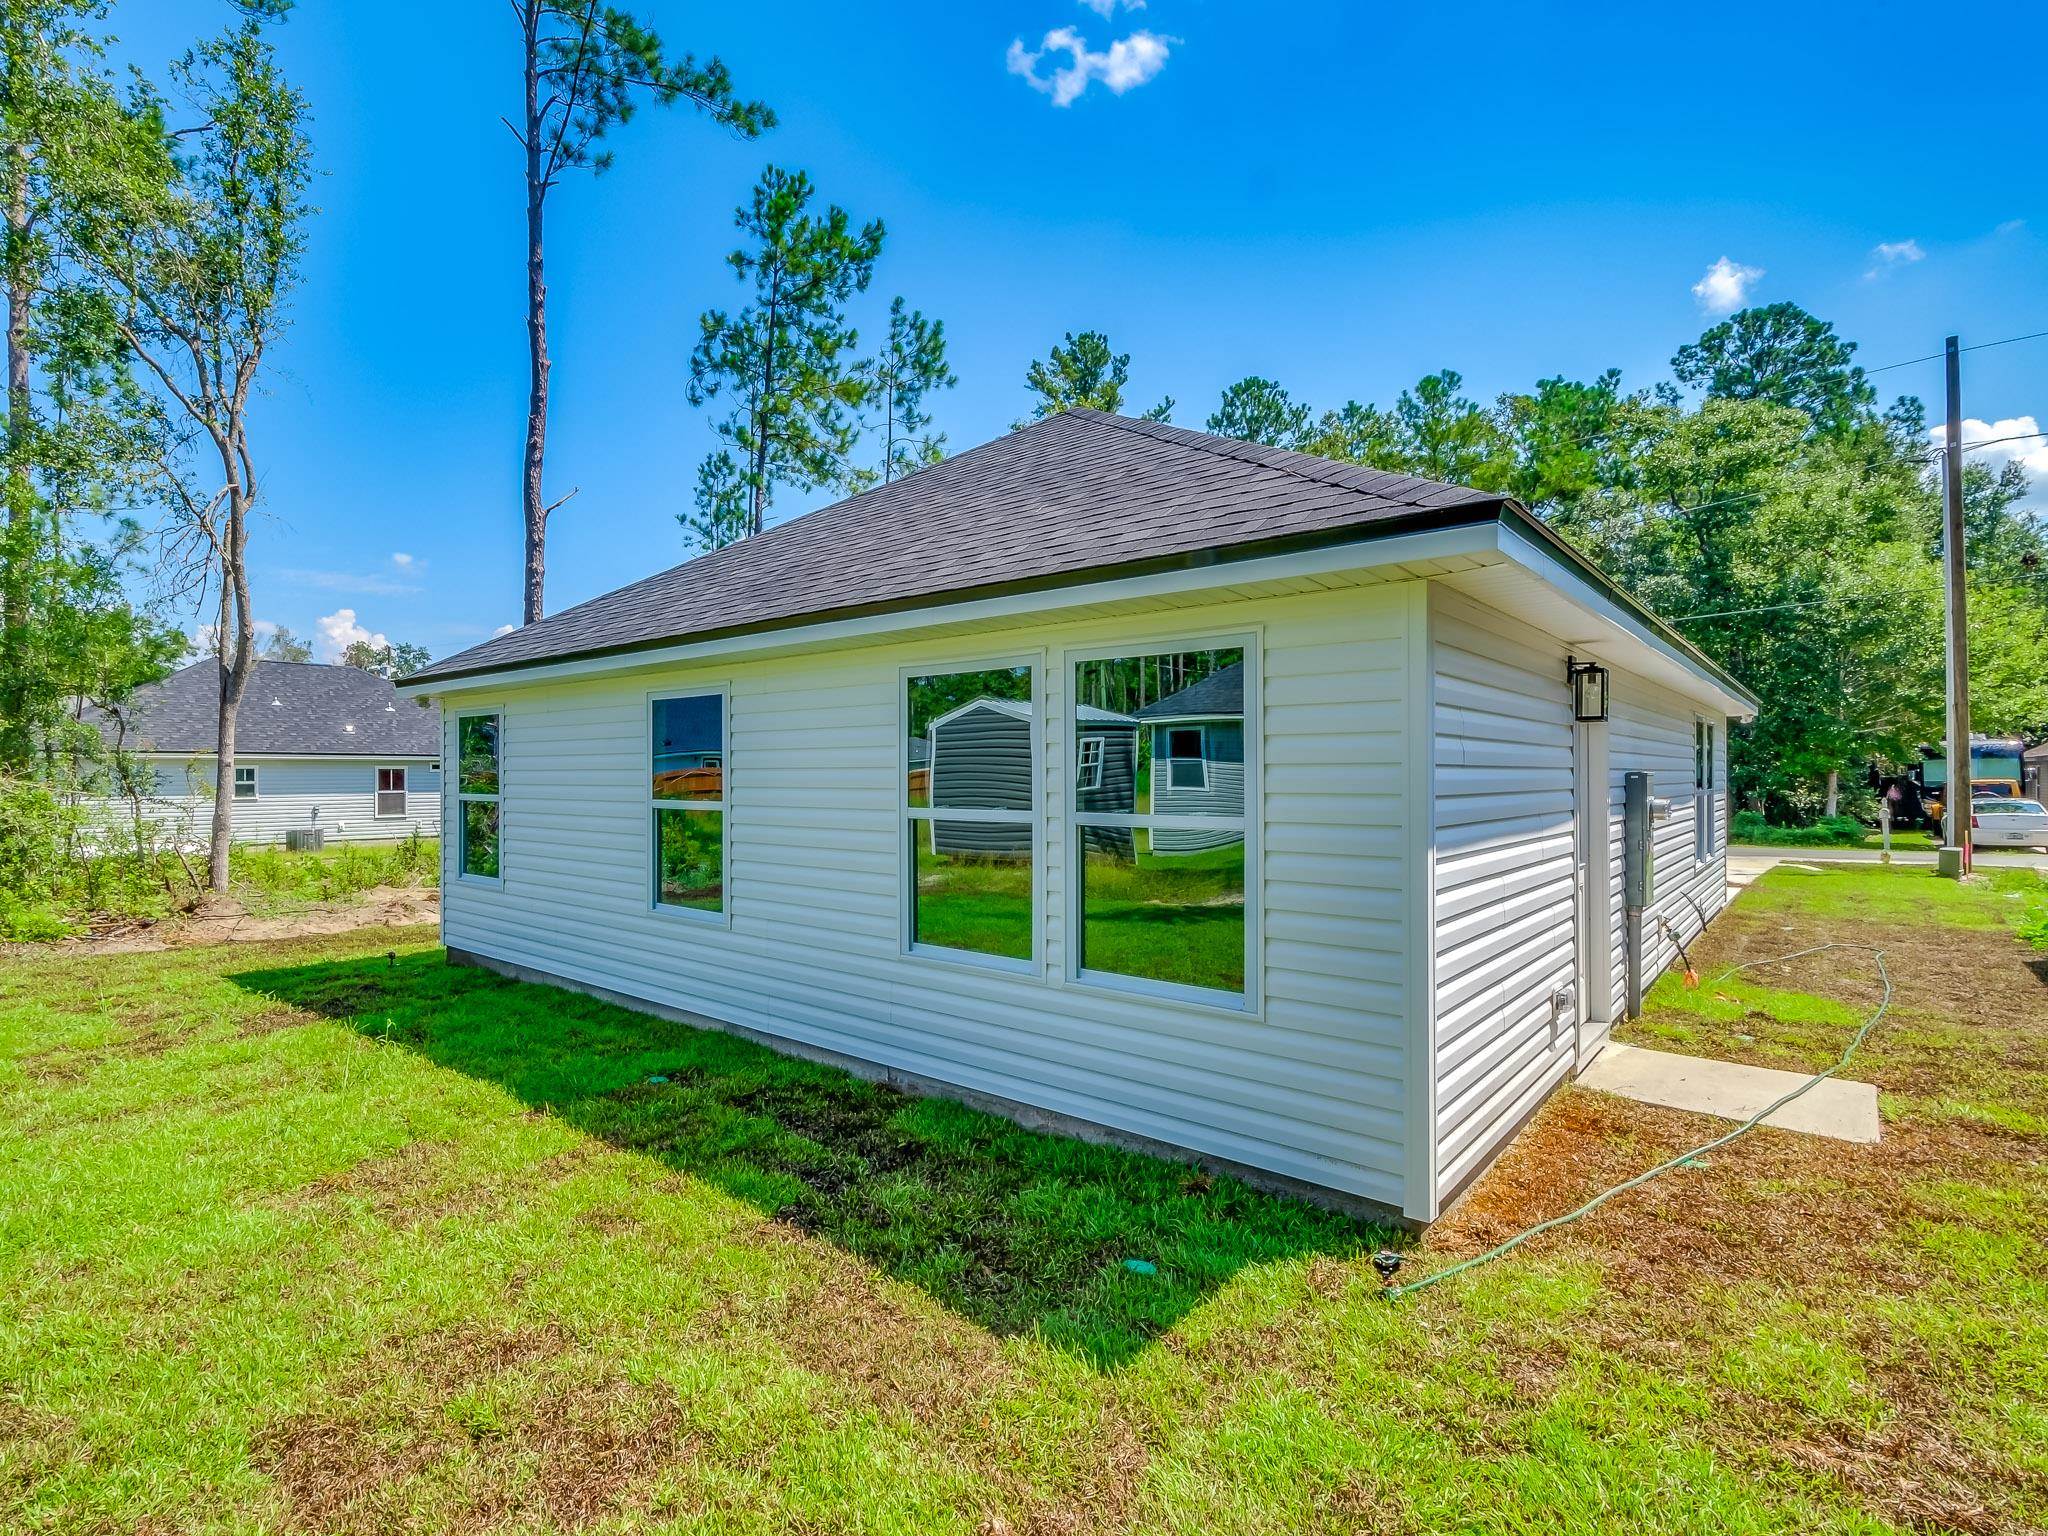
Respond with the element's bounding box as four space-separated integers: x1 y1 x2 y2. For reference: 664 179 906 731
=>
316 607 389 662
1076 0 1145 15
1926 415 2048 478
1864 238 1925 279
390 551 419 570
491 623 517 638
1690 256 1763 315
279 566 420 597
1008 26 1174 107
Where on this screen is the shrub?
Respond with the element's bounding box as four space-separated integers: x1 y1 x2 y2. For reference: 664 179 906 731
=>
1729 809 1870 847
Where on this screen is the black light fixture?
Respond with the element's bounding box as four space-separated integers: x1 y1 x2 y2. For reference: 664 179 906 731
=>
1567 655 1610 722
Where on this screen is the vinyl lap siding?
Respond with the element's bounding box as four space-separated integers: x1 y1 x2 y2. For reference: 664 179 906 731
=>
1604 670 1730 1015
93 756 442 845
929 704 1031 855
439 584 1416 1208
1428 591 1578 1203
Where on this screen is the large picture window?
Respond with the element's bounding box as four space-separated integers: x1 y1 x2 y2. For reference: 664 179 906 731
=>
904 662 1036 965
1071 644 1250 1003
651 692 726 915
456 714 502 880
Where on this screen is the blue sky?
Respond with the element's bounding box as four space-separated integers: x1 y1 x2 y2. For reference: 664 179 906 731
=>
114 1 2047 662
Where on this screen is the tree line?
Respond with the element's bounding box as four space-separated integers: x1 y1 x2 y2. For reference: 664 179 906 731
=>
2 0 2039 923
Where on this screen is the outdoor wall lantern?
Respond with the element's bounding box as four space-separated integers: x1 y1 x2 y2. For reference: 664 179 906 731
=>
1567 656 1610 723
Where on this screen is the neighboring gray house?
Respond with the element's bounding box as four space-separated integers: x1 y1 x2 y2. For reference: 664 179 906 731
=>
1135 660 1244 853
926 699 1136 855
400 409 1753 1224
88 659 442 846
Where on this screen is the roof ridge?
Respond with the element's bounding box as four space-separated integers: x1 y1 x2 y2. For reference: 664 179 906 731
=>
1069 408 1501 510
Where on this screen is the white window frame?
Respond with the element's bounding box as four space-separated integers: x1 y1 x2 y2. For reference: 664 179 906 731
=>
453 710 504 887
1075 734 1105 791
232 764 259 800
375 765 408 819
647 687 731 926
1065 633 1260 1015
899 652 1044 976
1695 718 1717 863
1161 724 1210 793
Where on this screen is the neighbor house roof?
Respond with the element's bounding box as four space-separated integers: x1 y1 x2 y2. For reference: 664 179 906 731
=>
93 660 442 757
928 698 1136 731
1135 661 1245 723
408 410 1509 687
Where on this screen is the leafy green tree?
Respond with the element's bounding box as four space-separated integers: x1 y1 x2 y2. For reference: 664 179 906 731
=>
1019 330 1171 425
1497 371 1662 518
340 638 429 678
1389 370 1511 488
859 296 955 486
1671 302 1876 437
678 449 749 552
510 1 771 621
1206 376 1310 447
1301 400 1404 468
259 624 310 661
70 22 314 891
687 165 883 541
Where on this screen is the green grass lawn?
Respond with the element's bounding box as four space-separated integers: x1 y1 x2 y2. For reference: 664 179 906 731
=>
2 865 2044 1531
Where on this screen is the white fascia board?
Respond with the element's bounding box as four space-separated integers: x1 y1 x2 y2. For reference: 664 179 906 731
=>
397 523 1504 701
1493 523 1758 720
127 750 441 761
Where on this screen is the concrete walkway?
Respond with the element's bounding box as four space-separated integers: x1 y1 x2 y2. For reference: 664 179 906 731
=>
1729 843 2048 873
1579 1041 1880 1143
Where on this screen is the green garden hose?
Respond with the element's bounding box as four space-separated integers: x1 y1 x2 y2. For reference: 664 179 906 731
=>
1380 943 1893 1302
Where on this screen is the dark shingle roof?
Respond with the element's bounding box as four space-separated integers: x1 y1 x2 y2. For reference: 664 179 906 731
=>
96 660 441 756
410 410 1506 685
1136 660 1245 721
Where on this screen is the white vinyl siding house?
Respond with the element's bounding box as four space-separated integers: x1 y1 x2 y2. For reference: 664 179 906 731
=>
82 659 444 847
123 754 443 845
404 410 1754 1222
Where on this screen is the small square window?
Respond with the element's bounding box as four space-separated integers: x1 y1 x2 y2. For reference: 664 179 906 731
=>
233 766 258 799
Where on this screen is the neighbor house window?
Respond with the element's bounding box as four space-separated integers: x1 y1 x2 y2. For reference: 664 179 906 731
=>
233 765 258 799
904 661 1036 965
1071 644 1251 1004
1076 735 1104 791
650 692 726 915
457 714 502 880
1164 726 1208 790
1695 719 1717 862
376 766 408 818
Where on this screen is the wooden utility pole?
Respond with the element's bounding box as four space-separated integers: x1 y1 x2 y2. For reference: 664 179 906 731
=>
1941 334 1972 875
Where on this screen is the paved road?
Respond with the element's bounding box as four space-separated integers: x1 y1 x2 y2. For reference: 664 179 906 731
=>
1728 844 2048 888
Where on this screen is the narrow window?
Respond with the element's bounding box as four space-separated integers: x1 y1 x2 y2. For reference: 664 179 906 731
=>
1073 646 1249 1002
457 714 502 880
376 766 408 818
1695 719 1715 861
905 664 1035 964
233 765 258 800
650 692 725 915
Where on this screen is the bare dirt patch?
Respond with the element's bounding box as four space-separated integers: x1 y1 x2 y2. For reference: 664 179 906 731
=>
26 886 439 956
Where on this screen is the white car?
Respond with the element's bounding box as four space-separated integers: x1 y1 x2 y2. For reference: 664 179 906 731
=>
1970 797 2048 849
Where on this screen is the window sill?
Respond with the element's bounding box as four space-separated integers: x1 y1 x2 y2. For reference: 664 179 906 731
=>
1072 966 1257 1017
652 900 729 928
905 941 1039 979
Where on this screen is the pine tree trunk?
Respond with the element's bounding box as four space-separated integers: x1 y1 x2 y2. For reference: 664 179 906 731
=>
1824 768 1839 819
519 9 549 624
2 134 32 772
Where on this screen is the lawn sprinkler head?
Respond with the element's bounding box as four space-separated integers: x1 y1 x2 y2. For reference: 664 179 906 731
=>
1371 1250 1404 1284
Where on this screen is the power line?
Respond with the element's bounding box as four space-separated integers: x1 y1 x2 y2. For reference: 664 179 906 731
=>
1865 328 2048 376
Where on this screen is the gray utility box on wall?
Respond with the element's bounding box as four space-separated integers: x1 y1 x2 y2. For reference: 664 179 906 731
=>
1622 771 1672 1015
